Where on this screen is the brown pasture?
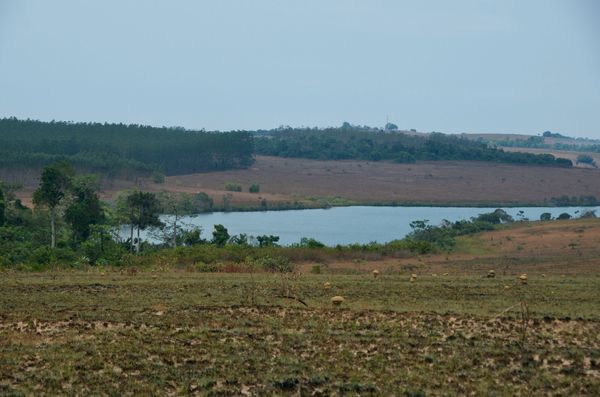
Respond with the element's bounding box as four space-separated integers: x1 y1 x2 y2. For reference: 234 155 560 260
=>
10 155 600 207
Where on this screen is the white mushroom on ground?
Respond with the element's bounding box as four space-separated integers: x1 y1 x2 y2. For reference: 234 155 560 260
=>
372 269 380 278
487 270 496 278
410 274 417 282
519 274 528 285
323 282 332 289
330 296 345 306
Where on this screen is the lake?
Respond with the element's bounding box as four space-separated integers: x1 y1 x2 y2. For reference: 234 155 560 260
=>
145 206 597 246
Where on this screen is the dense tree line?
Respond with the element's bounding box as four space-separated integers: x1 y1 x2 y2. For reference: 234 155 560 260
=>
253 125 573 167
1 119 577 177
482 134 600 156
406 209 520 250
1 163 323 267
0 118 254 175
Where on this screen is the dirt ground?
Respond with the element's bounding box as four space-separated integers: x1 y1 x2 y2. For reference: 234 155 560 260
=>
1 270 599 395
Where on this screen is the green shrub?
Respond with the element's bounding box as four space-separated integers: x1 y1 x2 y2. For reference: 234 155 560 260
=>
258 256 295 273
579 210 596 219
296 237 325 248
31 246 53 265
224 182 242 192
557 212 572 220
257 235 279 247
576 154 596 166
195 262 220 272
249 184 260 193
152 171 165 184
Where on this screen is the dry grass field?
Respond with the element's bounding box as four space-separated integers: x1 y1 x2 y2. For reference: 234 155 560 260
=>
158 156 600 206
1 219 600 395
1 274 599 395
10 156 600 208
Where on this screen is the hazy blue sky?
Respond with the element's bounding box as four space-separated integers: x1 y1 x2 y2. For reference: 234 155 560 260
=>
1 1 599 137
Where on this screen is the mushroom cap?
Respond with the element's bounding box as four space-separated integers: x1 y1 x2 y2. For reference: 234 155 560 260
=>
330 296 345 305
488 270 496 274
519 274 528 280
372 269 380 274
323 282 332 288
411 274 418 278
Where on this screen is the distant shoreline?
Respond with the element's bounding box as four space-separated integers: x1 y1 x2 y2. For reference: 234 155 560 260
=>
162 201 600 216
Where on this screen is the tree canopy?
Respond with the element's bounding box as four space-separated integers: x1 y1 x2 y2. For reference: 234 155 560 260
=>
253 125 573 167
0 118 254 175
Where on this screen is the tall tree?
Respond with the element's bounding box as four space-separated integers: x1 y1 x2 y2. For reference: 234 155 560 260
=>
125 191 163 253
32 163 73 248
212 224 230 247
64 176 104 244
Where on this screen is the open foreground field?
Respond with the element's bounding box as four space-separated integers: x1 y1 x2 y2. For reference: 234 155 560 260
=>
2 219 600 395
8 155 600 208
1 273 599 396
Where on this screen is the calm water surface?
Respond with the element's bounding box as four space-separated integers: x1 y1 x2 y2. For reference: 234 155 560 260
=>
152 206 597 246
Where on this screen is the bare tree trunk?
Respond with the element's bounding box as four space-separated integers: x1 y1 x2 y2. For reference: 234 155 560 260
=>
50 208 56 249
137 226 141 254
130 223 134 254
172 213 178 248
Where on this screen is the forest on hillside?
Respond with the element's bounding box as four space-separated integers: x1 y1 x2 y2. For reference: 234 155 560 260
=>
0 119 575 179
0 118 254 175
253 125 574 167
